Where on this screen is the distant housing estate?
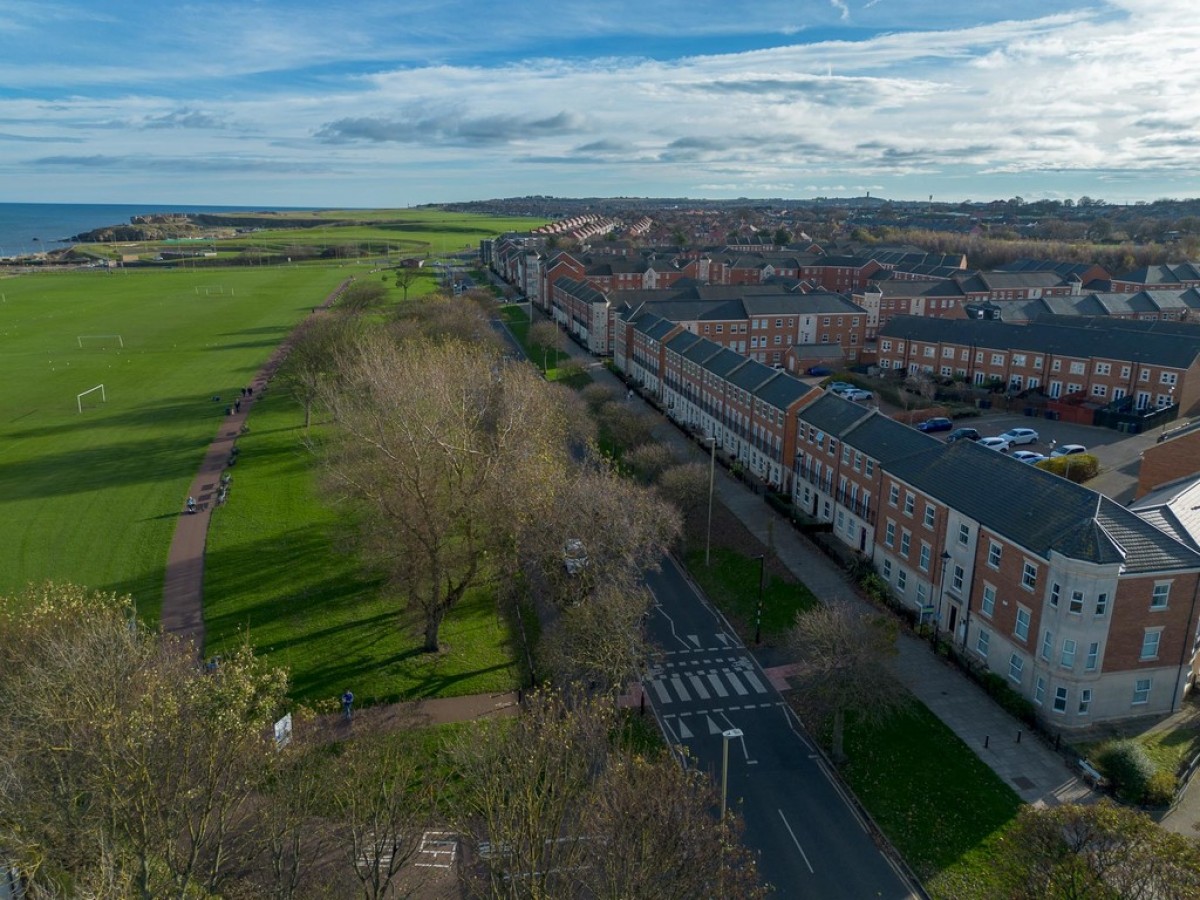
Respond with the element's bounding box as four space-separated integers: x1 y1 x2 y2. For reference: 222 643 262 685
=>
484 221 1200 731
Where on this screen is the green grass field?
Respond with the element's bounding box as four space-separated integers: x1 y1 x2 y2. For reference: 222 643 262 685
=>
0 266 348 619
201 388 526 705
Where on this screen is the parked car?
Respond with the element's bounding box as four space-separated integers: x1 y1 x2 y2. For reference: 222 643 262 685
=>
825 381 854 394
978 436 1011 452
998 427 1039 446
1050 443 1087 457
807 365 833 376
843 388 872 401
946 427 981 443
1012 450 1047 464
917 417 953 433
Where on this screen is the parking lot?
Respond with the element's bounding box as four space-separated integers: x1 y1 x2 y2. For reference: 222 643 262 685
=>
798 377 1174 503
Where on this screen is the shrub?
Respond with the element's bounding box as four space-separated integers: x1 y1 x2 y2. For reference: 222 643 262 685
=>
1145 769 1178 807
1039 453 1100 483
1098 739 1157 803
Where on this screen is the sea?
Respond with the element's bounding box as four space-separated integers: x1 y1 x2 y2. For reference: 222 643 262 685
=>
0 202 308 256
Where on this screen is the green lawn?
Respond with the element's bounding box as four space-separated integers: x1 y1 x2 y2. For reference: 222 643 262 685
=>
684 547 817 641
837 703 1022 898
0 266 348 620
202 388 526 707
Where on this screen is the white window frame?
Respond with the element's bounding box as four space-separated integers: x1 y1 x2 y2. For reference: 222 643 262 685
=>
1009 653 1023 684
1133 677 1152 705
982 584 996 618
1141 629 1162 661
1021 562 1037 591
976 628 990 658
1015 606 1031 642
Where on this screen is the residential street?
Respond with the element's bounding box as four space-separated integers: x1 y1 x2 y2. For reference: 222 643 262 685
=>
643 557 917 899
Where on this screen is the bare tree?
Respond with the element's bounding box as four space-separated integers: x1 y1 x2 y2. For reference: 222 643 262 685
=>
655 461 710 551
517 461 681 610
337 280 388 314
579 754 768 900
326 739 436 900
452 688 612 899
276 313 360 429
394 266 420 301
624 442 676 485
596 400 656 456
528 320 564 371
318 335 570 651
536 584 657 694
453 688 766 899
786 604 908 762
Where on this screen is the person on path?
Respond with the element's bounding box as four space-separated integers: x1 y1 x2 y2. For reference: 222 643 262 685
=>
341 689 354 721
186 496 196 514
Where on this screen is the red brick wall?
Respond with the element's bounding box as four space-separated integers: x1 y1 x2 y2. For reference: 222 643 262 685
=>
1137 430 1200 497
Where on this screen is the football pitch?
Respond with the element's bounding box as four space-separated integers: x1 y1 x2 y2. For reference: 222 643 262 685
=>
0 265 348 620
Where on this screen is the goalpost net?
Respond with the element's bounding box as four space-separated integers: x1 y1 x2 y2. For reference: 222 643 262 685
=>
77 384 106 413
77 334 124 348
194 285 225 296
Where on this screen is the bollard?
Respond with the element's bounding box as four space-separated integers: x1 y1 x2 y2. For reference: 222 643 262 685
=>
1055 734 1061 751
984 736 989 749
1017 731 1022 744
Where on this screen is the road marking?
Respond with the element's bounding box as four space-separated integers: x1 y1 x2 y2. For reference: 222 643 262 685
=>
742 670 767 693
727 672 749 696
707 673 729 697
652 679 671 704
688 674 711 699
676 717 694 739
687 634 701 647
715 632 731 646
707 715 722 735
670 675 691 702
778 810 815 874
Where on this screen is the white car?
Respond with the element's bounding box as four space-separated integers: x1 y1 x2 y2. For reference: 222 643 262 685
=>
1050 443 1087 457
978 436 1011 452
998 427 1039 446
843 388 873 402
1011 450 1047 464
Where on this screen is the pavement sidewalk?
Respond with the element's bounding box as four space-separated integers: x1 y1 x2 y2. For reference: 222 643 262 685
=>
558 327 1096 809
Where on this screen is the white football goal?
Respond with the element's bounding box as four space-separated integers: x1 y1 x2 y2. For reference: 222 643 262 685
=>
77 334 124 348
77 383 106 413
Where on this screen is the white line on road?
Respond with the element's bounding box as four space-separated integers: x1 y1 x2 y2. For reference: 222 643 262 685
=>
707 673 729 697
777 810 815 873
688 674 711 699
652 679 672 704
727 672 749 696
670 675 691 702
742 670 767 693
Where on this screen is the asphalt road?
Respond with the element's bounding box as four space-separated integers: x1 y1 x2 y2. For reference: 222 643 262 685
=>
643 558 915 899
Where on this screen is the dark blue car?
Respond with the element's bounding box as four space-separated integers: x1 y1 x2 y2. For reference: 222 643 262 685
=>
916 417 953 433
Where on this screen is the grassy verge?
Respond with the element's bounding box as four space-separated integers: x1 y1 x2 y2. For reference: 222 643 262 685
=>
833 703 1021 897
203 389 525 706
683 547 817 641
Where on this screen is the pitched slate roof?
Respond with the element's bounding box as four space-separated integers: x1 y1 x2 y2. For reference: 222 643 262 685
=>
879 315 1200 368
874 438 1200 571
703 347 749 380
796 392 880 436
727 358 778 391
663 329 703 357
744 293 861 315
755 370 812 410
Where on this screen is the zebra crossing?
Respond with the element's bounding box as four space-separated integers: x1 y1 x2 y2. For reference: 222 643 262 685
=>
645 653 771 707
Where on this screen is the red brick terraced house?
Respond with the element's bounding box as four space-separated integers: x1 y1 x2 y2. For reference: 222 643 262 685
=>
797 393 1200 728
877 315 1200 415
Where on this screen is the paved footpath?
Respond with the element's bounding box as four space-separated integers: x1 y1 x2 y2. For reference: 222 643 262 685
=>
160 279 351 652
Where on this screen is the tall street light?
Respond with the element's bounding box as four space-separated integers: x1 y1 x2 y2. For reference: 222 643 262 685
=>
720 728 744 818
705 435 716 567
753 553 767 645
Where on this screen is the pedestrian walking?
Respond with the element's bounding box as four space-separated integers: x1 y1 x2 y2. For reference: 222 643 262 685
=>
341 689 354 721
235 399 241 413
186 496 197 514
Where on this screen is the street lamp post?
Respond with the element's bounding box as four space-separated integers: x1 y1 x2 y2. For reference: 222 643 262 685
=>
705 436 716 567
1163 386 1176 436
720 728 744 818
753 554 766 645
934 550 951 648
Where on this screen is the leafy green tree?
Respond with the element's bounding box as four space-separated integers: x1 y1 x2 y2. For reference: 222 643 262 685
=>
0 583 287 899
995 801 1200 899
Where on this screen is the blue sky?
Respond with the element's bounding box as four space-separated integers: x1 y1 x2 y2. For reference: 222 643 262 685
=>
1 0 1197 207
